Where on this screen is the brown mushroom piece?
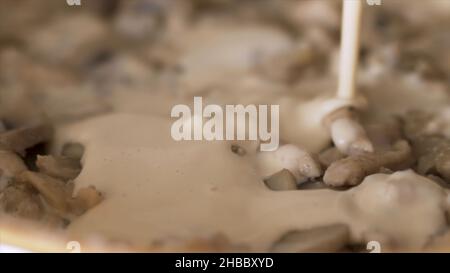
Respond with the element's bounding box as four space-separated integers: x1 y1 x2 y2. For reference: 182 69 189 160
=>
411 135 450 181
0 183 43 220
68 186 103 216
257 144 322 184
0 122 53 155
263 169 297 191
364 117 403 151
36 155 82 181
323 140 413 187
61 142 85 161
0 149 27 178
323 107 373 155
18 171 70 213
318 146 344 168
402 110 434 140
436 152 450 182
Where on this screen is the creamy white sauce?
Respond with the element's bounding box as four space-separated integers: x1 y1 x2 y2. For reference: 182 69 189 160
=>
54 112 448 250
48 19 450 251
55 113 341 250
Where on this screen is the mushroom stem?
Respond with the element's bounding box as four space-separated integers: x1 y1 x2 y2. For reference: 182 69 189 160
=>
257 144 322 184
324 107 373 155
323 140 412 187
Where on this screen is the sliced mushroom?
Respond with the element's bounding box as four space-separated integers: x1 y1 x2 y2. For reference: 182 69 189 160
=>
69 186 103 216
263 169 297 191
364 117 403 151
318 147 344 168
402 110 434 140
0 184 43 220
36 155 81 181
257 144 322 184
412 135 450 181
324 140 412 187
0 149 27 177
0 122 53 155
18 171 70 212
436 152 450 182
324 107 373 155
61 142 85 161
270 224 350 253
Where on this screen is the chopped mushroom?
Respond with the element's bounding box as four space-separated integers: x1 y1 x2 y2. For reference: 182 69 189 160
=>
400 110 450 182
0 122 53 155
36 155 81 181
0 119 100 225
402 110 434 140
323 107 373 155
0 184 43 220
318 147 344 168
16 170 103 218
364 117 403 151
18 171 70 213
61 142 85 161
411 135 450 181
263 169 297 191
257 144 322 184
436 152 450 182
0 149 27 177
323 140 413 187
69 186 103 216
270 224 350 253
